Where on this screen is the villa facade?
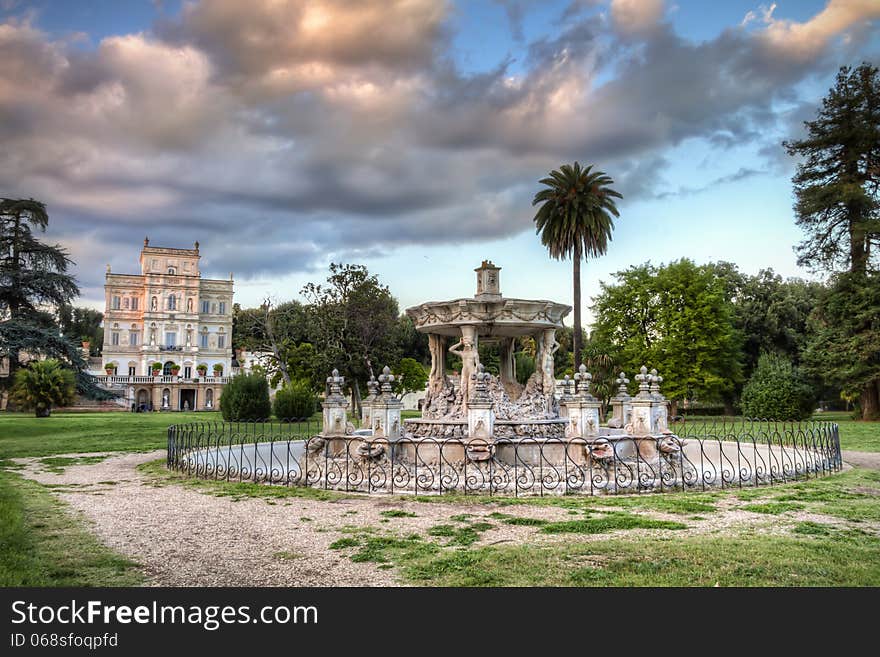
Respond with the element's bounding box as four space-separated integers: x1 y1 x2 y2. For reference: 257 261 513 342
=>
95 238 234 411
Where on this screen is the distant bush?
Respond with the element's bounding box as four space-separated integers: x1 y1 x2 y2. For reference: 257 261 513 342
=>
515 352 535 385
740 354 815 421
273 380 317 420
393 358 428 394
220 373 271 421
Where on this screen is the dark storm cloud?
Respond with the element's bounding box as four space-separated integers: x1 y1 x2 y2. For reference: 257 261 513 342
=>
0 0 878 288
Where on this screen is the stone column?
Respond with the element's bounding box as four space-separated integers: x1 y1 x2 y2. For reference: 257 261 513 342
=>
649 369 669 433
561 365 602 439
361 374 378 425
427 334 447 395
465 364 494 461
609 372 632 428
370 366 403 441
628 366 657 460
321 369 349 436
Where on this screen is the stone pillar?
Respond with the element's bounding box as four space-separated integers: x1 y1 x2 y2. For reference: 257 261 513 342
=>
609 372 632 428
562 365 602 438
628 366 657 461
465 364 494 461
370 366 403 441
321 369 349 436
649 369 669 433
427 334 447 395
361 374 378 425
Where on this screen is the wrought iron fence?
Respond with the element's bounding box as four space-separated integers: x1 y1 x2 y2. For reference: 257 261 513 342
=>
166 417 842 497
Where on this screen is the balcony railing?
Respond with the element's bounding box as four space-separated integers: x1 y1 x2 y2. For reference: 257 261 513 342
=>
94 375 231 385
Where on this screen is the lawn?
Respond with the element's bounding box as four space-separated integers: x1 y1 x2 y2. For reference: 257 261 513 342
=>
0 409 878 587
0 468 143 586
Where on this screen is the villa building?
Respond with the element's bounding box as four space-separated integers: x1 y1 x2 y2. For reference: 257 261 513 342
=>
95 238 234 411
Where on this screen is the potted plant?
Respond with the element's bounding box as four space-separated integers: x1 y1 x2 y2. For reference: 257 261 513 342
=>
196 363 208 378
151 363 162 376
104 363 115 375
170 362 181 376
212 363 223 376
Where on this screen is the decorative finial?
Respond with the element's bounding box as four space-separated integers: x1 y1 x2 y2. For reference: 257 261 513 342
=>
616 372 630 398
378 366 395 398
144 236 149 247
326 368 345 398
636 365 651 398
194 240 199 251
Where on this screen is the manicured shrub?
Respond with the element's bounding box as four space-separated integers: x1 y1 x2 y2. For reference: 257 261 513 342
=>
220 373 271 421
273 380 317 420
740 353 815 421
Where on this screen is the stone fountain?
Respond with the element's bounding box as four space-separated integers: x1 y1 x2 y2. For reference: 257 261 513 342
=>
403 260 572 441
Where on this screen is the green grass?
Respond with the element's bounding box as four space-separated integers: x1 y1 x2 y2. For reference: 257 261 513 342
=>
678 414 879 452
741 501 806 514
0 468 143 586
397 531 880 586
540 512 688 534
379 509 417 518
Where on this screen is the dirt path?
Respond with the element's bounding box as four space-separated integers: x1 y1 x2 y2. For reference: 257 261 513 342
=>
842 451 880 470
11 450 877 586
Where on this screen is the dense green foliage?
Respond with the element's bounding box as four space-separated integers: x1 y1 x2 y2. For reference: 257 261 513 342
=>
10 359 76 417
0 198 110 401
784 63 879 276
393 358 428 394
591 259 742 406
783 64 880 419
58 306 104 356
532 162 621 364
740 354 815 420
802 271 880 418
220 373 271 421
273 380 317 420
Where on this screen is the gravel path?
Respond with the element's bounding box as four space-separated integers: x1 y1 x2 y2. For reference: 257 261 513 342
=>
842 450 880 470
12 450 879 586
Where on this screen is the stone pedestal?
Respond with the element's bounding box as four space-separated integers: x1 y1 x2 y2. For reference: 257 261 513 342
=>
609 372 631 428
370 367 403 441
321 369 349 436
361 375 378 426
562 365 601 437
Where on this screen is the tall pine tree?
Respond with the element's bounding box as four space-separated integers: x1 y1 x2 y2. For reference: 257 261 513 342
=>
784 64 880 419
0 198 110 401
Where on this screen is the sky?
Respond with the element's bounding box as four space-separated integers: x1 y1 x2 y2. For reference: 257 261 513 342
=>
1 0 879 326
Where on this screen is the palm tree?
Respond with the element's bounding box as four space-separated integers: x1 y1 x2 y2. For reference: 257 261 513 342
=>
11 359 76 417
532 162 621 366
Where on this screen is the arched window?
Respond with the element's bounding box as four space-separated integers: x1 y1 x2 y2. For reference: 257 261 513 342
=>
163 361 175 376
167 267 176 275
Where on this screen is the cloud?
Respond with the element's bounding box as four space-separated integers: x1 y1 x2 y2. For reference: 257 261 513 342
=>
0 0 876 297
610 0 665 36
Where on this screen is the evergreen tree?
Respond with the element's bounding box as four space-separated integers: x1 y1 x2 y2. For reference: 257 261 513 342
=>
784 63 880 274
0 198 109 400
784 64 880 418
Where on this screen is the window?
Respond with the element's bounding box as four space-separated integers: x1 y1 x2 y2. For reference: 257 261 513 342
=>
123 298 130 309
200 332 208 348
167 267 175 275
111 332 120 345
201 300 210 313
112 296 120 310
184 366 192 379
168 295 176 310
217 334 226 348
219 302 227 315
131 297 139 310
129 330 139 346
165 332 177 347
128 366 136 376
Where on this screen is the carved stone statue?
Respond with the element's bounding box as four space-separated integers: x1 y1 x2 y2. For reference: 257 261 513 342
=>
448 328 479 410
